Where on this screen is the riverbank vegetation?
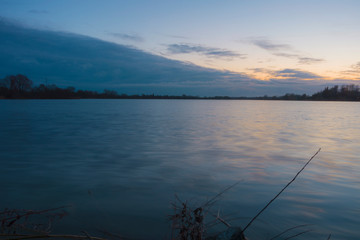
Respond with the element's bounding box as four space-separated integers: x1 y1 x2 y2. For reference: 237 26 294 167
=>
1 74 360 101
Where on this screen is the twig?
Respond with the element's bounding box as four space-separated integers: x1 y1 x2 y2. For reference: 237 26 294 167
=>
241 148 321 234
203 181 242 208
96 229 127 240
270 224 312 240
283 229 313 239
82 231 92 240
205 216 250 229
1 206 70 223
211 210 231 228
327 233 332 240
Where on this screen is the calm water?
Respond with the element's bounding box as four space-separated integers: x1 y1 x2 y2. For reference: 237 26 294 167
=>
1 100 359 239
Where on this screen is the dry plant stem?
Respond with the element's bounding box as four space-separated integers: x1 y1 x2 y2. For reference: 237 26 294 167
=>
211 211 231 228
81 231 92 240
205 216 250 229
269 224 312 240
241 148 321 235
327 234 332 240
203 181 241 208
1 206 70 223
0 234 107 240
171 182 242 240
96 229 126 240
283 229 313 240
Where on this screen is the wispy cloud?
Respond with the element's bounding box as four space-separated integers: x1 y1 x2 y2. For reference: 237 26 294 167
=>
252 39 291 51
3 18 357 97
109 32 144 42
298 57 324 65
250 38 324 65
247 67 274 75
274 69 323 80
249 67 324 81
343 62 360 73
29 9 48 14
349 62 360 72
273 52 298 58
167 43 246 60
342 61 360 79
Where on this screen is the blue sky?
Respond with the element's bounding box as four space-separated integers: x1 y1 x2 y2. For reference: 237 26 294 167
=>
1 0 360 95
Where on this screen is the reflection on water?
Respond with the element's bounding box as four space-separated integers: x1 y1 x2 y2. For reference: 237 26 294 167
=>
0 100 359 239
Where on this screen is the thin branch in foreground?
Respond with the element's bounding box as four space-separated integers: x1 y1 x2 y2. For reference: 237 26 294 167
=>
96 228 128 240
203 181 242 208
211 210 231 228
81 231 92 240
283 229 313 240
170 181 242 240
241 148 321 235
1 206 70 223
270 224 312 240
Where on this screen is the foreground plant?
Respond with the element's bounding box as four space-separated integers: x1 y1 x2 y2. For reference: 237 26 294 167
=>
0 206 108 240
1 149 324 240
170 148 322 240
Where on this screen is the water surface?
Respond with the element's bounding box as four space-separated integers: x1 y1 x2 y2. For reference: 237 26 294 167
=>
1 100 359 239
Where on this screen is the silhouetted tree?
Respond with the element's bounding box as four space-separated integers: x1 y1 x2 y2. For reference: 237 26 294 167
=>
311 85 360 101
0 77 10 97
102 89 118 98
5 74 33 92
0 76 11 89
66 86 75 93
1 74 359 101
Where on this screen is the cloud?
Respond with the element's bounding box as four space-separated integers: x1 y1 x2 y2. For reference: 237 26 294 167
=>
353 62 360 69
298 57 324 65
272 53 324 64
249 67 324 81
1 18 354 97
247 68 267 73
273 52 298 58
349 62 360 72
341 62 360 79
167 43 246 60
251 39 291 51
247 67 275 75
29 9 48 14
273 69 323 80
109 32 144 42
250 38 324 65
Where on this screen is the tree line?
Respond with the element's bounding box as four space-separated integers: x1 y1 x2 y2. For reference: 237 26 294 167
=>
1 74 360 101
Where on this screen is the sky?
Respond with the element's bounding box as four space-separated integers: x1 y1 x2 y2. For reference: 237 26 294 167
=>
1 0 360 94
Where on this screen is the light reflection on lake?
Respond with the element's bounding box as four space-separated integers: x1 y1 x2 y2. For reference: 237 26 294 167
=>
0 99 359 239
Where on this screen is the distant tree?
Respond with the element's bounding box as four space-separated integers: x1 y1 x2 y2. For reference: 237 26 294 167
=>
66 86 76 93
312 84 360 101
0 76 11 89
4 74 33 92
36 84 48 92
103 89 118 98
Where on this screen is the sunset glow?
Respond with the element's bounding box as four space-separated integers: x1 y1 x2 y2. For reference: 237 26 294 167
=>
1 0 359 96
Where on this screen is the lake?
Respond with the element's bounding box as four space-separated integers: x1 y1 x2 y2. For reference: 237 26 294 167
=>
0 99 359 239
